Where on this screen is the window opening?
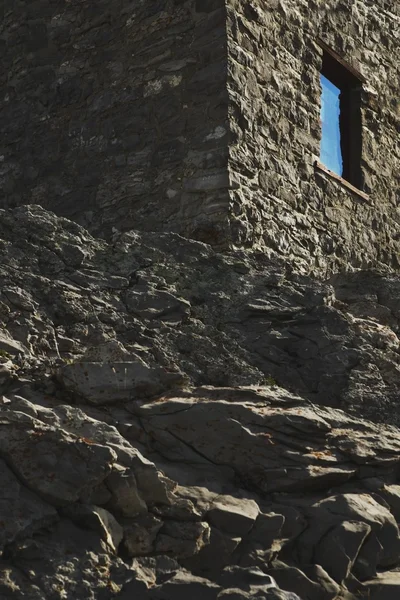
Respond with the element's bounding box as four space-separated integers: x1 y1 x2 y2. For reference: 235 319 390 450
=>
320 74 342 175
319 43 364 189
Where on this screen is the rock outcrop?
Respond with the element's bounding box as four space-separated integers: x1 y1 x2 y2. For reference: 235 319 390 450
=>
1 206 400 598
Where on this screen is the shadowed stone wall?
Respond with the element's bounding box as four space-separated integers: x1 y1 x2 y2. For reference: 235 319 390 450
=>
1 0 399 272
226 0 400 272
0 0 230 242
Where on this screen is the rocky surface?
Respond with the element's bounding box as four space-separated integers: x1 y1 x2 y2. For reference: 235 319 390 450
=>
1 206 400 598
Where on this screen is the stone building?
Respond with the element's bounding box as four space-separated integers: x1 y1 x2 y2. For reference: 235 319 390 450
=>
1 0 399 271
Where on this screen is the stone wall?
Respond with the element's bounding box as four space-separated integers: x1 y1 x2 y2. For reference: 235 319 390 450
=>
226 0 400 273
1 0 400 272
0 0 230 242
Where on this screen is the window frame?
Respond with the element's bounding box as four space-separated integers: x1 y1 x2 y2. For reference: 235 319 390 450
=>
316 39 366 193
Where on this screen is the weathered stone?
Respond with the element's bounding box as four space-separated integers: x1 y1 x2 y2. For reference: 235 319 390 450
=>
183 527 241 574
0 459 58 553
377 485 400 523
105 465 148 517
1 206 400 599
268 563 340 600
0 361 16 387
137 399 362 494
315 520 371 584
155 521 211 559
0 410 116 507
59 360 165 404
152 496 202 521
235 512 286 567
218 567 281 593
316 494 400 570
123 514 163 557
125 288 191 323
184 173 230 193
61 504 123 553
207 495 260 536
4 518 131 599
149 571 221 600
0 330 29 356
2 287 36 312
364 571 400 600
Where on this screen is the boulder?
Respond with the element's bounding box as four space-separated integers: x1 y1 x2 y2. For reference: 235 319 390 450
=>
315 520 371 583
0 410 116 507
317 494 400 570
207 495 260 536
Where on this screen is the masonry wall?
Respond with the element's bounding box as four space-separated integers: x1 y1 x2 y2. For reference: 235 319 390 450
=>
226 0 400 273
2 0 400 272
0 0 230 242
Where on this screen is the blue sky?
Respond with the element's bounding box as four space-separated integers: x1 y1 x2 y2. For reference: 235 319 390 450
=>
320 74 343 176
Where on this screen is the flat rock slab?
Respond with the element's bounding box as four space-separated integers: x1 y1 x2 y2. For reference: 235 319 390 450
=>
59 361 165 404
138 397 400 494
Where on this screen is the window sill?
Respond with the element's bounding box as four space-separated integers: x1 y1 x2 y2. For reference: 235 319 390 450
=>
314 161 369 201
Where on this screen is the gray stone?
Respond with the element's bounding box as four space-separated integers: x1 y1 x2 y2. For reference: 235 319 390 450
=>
125 288 191 323
182 527 241 574
0 459 58 552
378 485 400 522
235 512 286 567
0 206 400 600
3 519 132 599
268 563 340 600
353 533 383 580
207 495 260 536
105 465 148 517
152 496 202 521
0 330 29 356
184 173 230 193
218 567 280 592
316 494 400 569
364 571 400 600
149 571 221 600
124 514 164 557
155 521 211 559
59 360 165 404
315 520 371 583
2 287 36 312
0 410 116 507
61 503 123 553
